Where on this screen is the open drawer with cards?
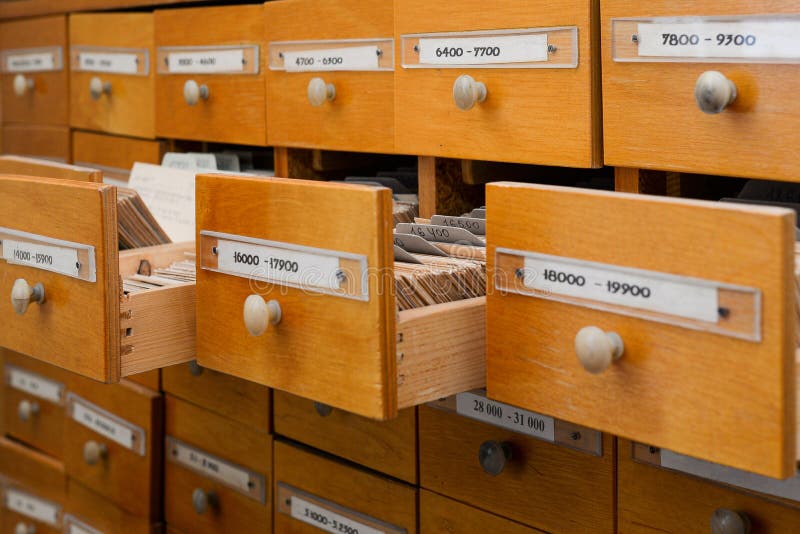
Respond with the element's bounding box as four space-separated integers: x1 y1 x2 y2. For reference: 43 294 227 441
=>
196 175 485 420
486 182 797 478
0 174 196 382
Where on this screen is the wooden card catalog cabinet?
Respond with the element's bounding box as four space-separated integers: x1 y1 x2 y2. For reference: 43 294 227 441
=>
395 0 600 166
603 3 800 180
1 125 71 163
486 183 796 478
196 175 484 420
265 0 395 153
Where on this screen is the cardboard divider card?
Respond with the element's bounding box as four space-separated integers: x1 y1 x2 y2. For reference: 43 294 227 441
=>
395 223 485 246
128 162 196 243
162 152 218 171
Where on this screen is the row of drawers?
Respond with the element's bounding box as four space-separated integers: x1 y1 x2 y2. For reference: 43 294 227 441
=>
3 1 800 178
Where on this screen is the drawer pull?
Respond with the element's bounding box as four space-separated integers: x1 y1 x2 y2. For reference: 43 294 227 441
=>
14 522 35 534
307 77 336 107
695 71 737 115
192 488 218 515
478 440 512 476
11 279 45 315
314 402 333 417
13 74 34 97
17 400 39 422
243 295 282 336
453 74 487 111
183 80 209 106
83 440 107 465
710 508 750 534
188 360 204 376
574 326 624 374
89 76 112 100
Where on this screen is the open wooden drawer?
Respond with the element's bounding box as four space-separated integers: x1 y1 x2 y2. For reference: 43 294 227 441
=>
0 174 195 382
196 174 484 420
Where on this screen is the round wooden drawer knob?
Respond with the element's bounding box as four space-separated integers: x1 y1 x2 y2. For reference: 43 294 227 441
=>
192 488 217 515
695 71 737 114
307 77 336 106
183 79 209 106
11 279 45 315
453 74 487 111
243 295 282 336
17 400 39 422
13 74 34 97
478 440 512 476
83 440 107 466
711 508 751 534
89 76 112 100
314 402 333 417
574 326 624 374
14 522 35 534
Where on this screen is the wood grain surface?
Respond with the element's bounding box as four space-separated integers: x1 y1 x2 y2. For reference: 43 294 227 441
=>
420 489 546 534
2 124 71 162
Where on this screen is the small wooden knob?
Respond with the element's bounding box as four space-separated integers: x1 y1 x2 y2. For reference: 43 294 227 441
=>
243 295 281 336
695 71 737 114
13 74 33 97
192 488 217 515
307 77 336 106
183 79 209 105
574 326 624 374
453 74 487 111
14 522 35 534
478 440 512 476
711 508 751 534
17 400 39 422
89 76 112 100
11 279 45 315
83 440 107 465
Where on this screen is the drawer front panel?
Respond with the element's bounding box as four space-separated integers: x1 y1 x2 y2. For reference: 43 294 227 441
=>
65 479 154 534
420 490 545 534
486 182 796 477
71 131 163 185
0 436 66 503
2 125 70 163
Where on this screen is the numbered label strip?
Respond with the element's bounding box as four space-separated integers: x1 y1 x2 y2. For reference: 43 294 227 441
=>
71 46 149 75
270 38 394 72
278 483 407 534
200 230 369 301
402 26 578 69
64 515 103 534
4 364 64 404
494 248 760 341
156 45 260 74
612 14 800 63
166 437 266 502
1 46 63 73
429 390 602 456
66 393 146 456
0 226 96 282
3 486 60 526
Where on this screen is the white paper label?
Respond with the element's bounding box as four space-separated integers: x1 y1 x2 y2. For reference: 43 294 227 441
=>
161 152 217 171
167 49 244 73
418 33 548 65
171 440 253 493
128 162 195 243
291 496 387 534
523 255 719 323
7 366 62 403
456 391 555 442
284 45 380 72
5 52 56 72
2 239 80 277
637 20 800 59
65 516 102 534
71 400 136 450
5 489 59 525
78 52 139 74
216 239 342 291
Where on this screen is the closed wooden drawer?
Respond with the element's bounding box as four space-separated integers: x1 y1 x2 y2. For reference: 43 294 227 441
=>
0 15 68 127
619 440 800 533
71 131 164 185
420 489 545 534
265 0 394 153
0 175 195 382
485 182 796 478
64 479 158 534
602 3 800 181
394 0 600 166
2 124 70 163
63 377 162 520
419 402 614 533
162 361 270 433
69 13 155 139
154 5 266 145
195 175 484 420
164 395 271 534
273 391 416 483
2 350 67 459
0 155 100 182
274 440 417 534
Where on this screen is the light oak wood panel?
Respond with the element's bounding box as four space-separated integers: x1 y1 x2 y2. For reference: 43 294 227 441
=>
420 490 545 534
394 0 601 166
65 479 156 534
155 5 266 145
602 1 800 181
0 436 66 502
0 155 99 182
264 0 394 153
72 131 163 181
274 440 417 533
273 391 416 483
0 15 68 126
2 125 71 162
69 13 156 138
0 0 212 20
125 369 160 392
419 406 615 533
486 182 796 478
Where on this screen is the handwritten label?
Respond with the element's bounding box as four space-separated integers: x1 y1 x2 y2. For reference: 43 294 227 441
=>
2 239 80 278
430 215 486 235
636 19 800 60
70 395 143 453
128 162 195 243
418 33 547 65
291 496 388 534
522 253 719 323
456 391 555 442
161 152 217 171
167 49 244 73
284 45 380 72
168 438 259 496
395 223 484 246
6 366 63 403
5 488 59 525
5 51 56 72
78 51 139 74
